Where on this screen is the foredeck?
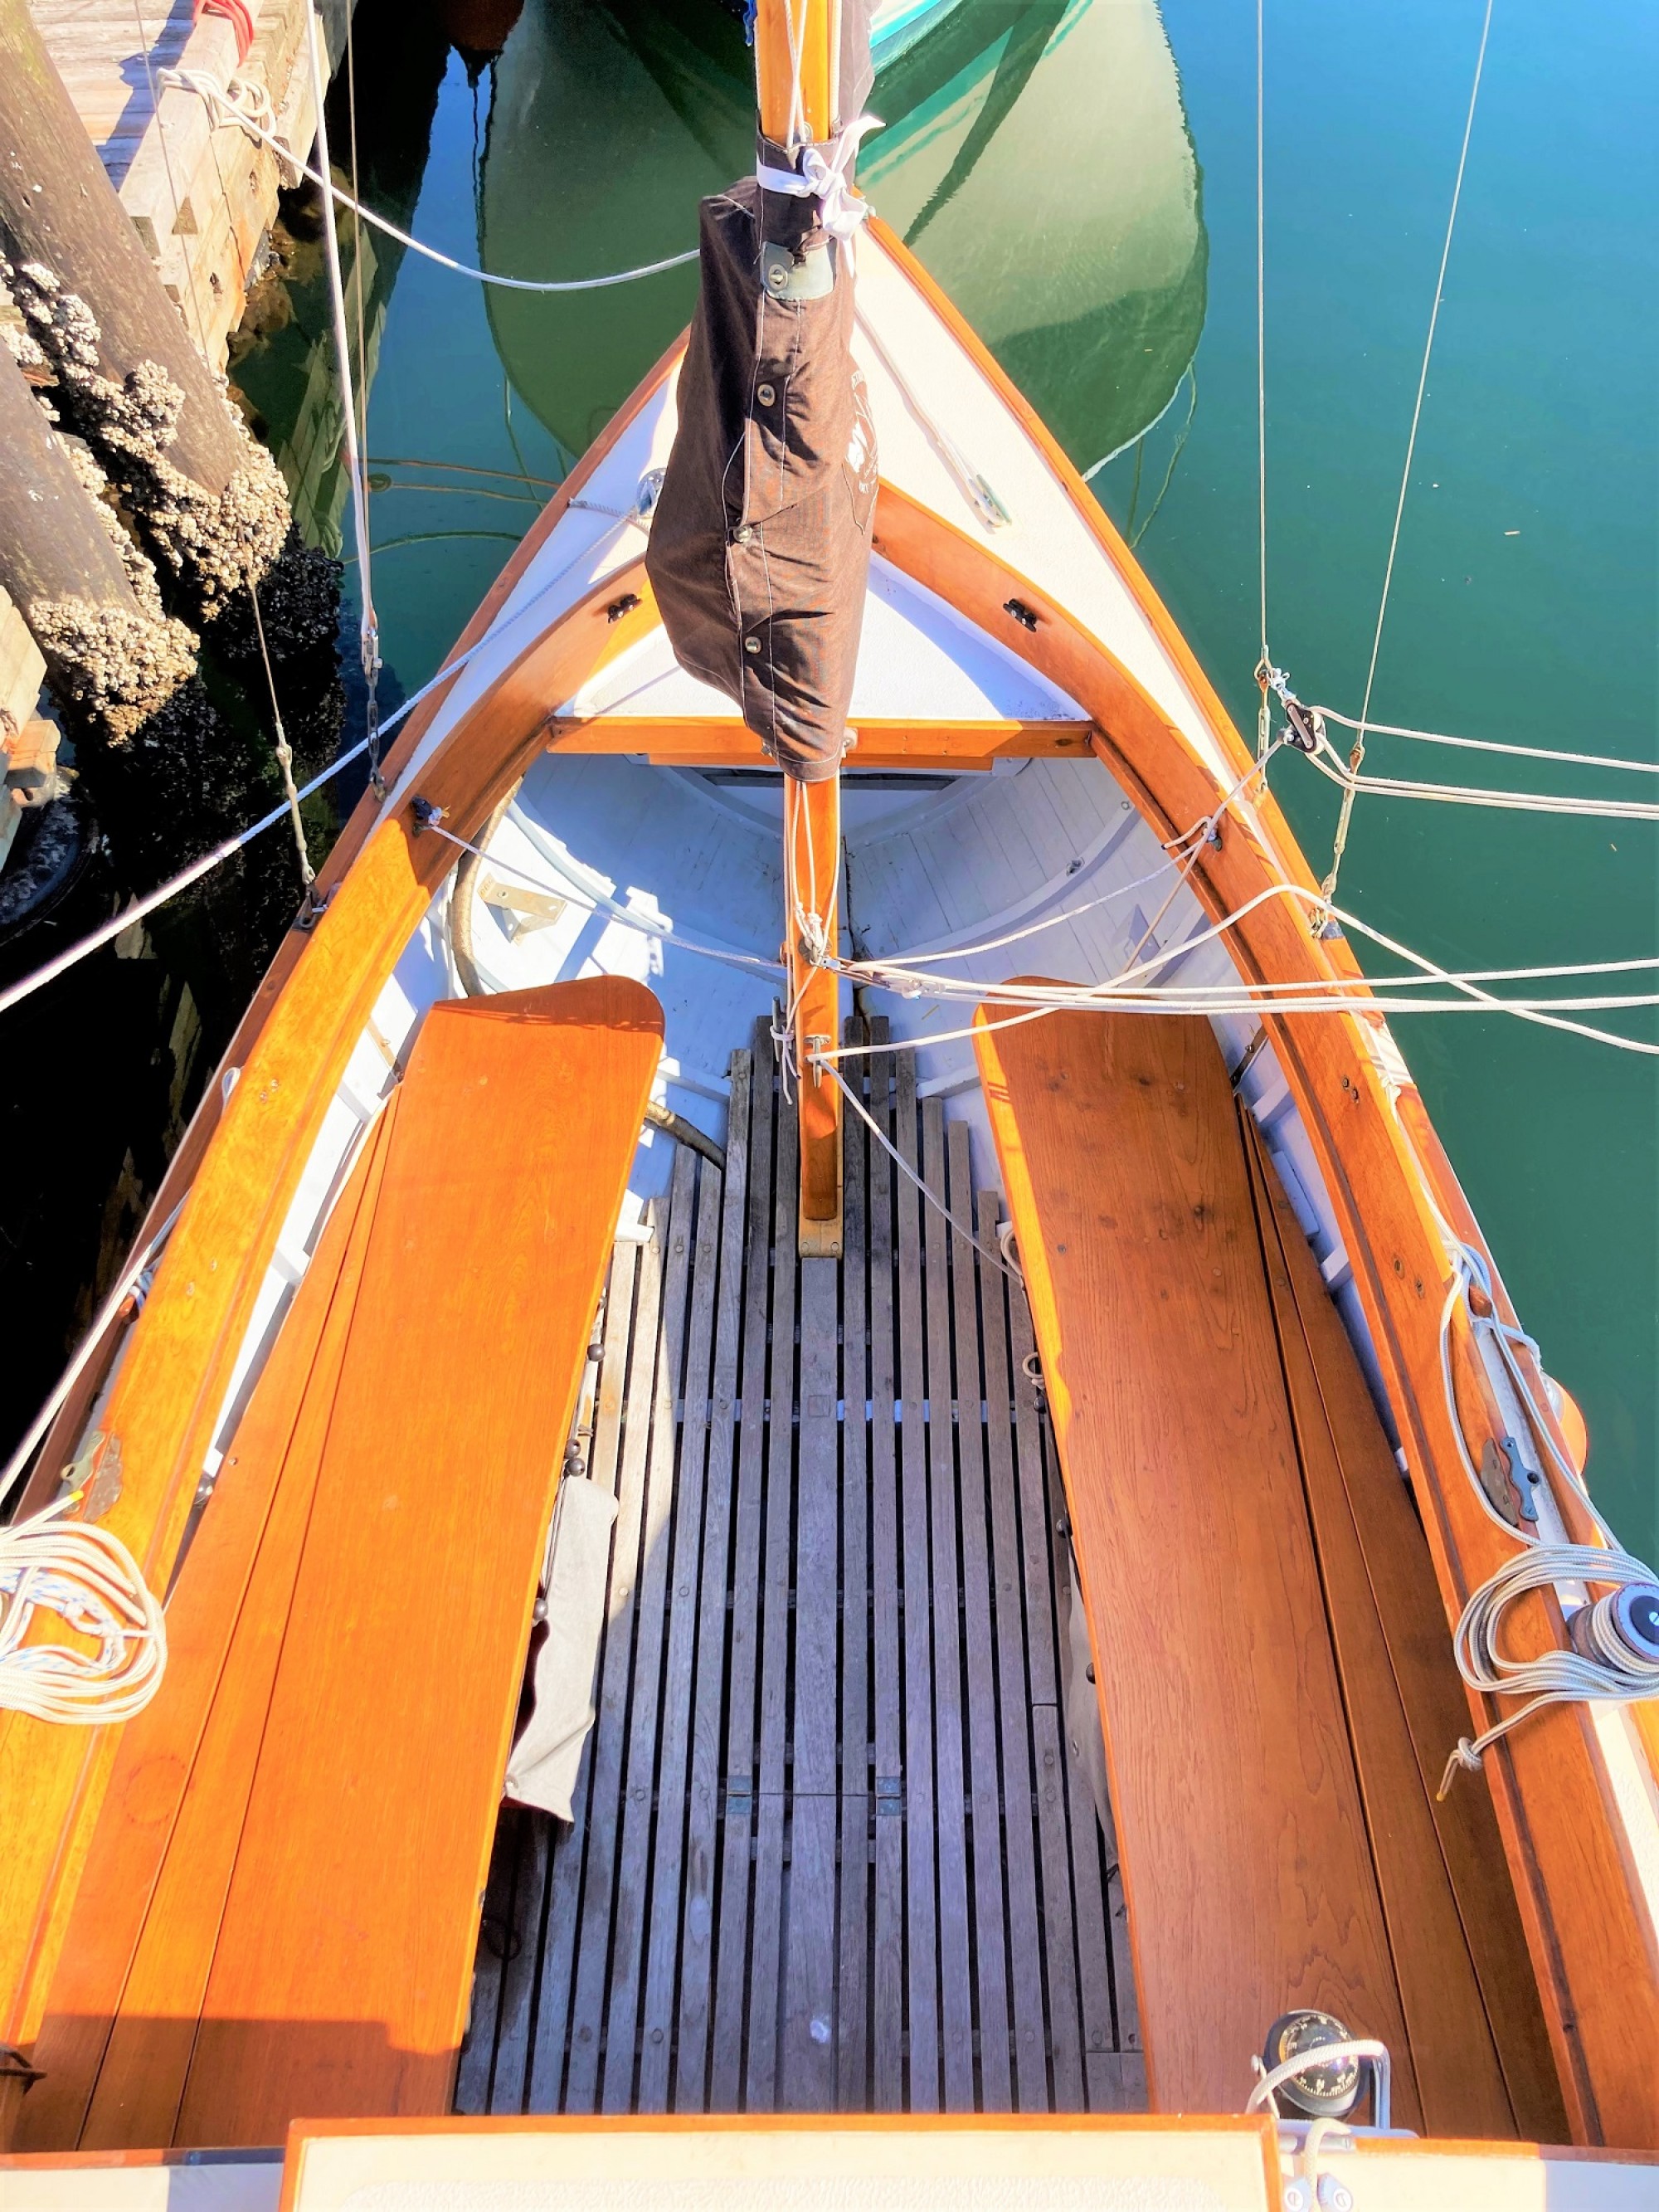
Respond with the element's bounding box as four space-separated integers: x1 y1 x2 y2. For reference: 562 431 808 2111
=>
457 1021 1141 2117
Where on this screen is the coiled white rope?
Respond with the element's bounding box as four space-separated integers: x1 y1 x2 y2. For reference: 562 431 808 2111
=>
0 1497 167 1726
161 68 700 293
1433 1236 1659 1795
1438 1546 1659 1798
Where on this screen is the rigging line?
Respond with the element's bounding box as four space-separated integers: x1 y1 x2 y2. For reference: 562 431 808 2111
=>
1130 366 1197 551
1256 0 1269 758
0 1198 187 1513
344 0 371 587
246 572 315 889
304 5 382 788
0 628 492 1024
1311 705 1659 777
819 879 1659 1059
367 456 562 490
1301 737 1659 823
1321 0 1496 913
815 1055 1023 1285
161 71 701 292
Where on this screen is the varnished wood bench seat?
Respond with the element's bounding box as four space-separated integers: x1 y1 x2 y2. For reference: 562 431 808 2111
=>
20 978 662 2151
974 998 1561 2136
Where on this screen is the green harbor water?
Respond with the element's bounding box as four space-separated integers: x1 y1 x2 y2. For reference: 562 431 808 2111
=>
14 0 1657 1557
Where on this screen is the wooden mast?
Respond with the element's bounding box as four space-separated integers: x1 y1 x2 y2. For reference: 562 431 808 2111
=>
754 0 844 1259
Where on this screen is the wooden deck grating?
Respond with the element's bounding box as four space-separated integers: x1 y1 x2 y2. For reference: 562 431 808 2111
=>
455 1018 1142 2117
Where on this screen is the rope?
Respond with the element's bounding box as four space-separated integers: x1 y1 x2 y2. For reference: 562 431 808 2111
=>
815 879 1659 1063
304 7 382 794
246 574 316 889
161 70 699 291
1428 1232 1659 1795
0 631 492 1023
0 1498 167 1726
854 309 1011 531
1255 0 1270 759
1303 726 1659 823
1311 705 1659 778
0 1203 186 1515
813 1055 1023 1285
1320 0 1494 916
1438 1546 1659 1797
757 115 883 239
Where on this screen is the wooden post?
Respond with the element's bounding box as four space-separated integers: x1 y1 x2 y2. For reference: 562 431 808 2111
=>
0 0 293 615
754 0 846 1258
0 336 197 743
786 774 844 1254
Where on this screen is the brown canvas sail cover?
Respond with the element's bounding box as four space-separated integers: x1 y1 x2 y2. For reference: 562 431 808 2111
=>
646 134 878 785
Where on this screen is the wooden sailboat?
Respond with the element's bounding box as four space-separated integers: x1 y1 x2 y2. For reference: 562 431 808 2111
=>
2 0 1657 2200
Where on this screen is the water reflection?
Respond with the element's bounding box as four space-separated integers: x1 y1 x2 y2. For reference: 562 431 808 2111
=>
480 0 1205 471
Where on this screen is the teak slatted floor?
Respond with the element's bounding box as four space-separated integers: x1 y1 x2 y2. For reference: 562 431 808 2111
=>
457 1020 1141 2117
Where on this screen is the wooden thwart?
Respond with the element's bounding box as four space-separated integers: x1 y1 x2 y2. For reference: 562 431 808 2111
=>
975 996 1558 2132
22 980 661 2150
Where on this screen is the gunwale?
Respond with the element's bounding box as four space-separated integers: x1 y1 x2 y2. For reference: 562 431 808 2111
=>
2 227 1655 2148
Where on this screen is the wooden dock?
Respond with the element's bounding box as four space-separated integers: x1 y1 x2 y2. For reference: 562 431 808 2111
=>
29 0 352 371
458 1022 1142 2117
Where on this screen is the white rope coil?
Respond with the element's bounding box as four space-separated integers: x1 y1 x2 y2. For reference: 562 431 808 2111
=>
1438 1545 1659 1798
0 1498 167 1726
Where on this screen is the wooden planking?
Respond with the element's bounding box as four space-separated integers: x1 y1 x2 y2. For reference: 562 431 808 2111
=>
83 1108 402 2151
674 1055 752 2111
525 1241 639 2116
836 1035 871 2113
892 1046 940 2111
783 1250 840 2107
1245 1120 1565 2142
947 1128 1013 2110
546 717 1093 770
638 1152 725 2111
601 1148 698 2112
747 1079 799 2107
975 1187 1050 2114
454 1815 520 2117
565 1213 666 2115
709 1025 776 2112
1243 1120 1491 2132
1004 1216 1086 2114
459 1052 1135 2122
167 980 660 2146
975 1004 1416 2120
493 1811 552 2115
16 1103 397 2152
865 1024 907 2113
